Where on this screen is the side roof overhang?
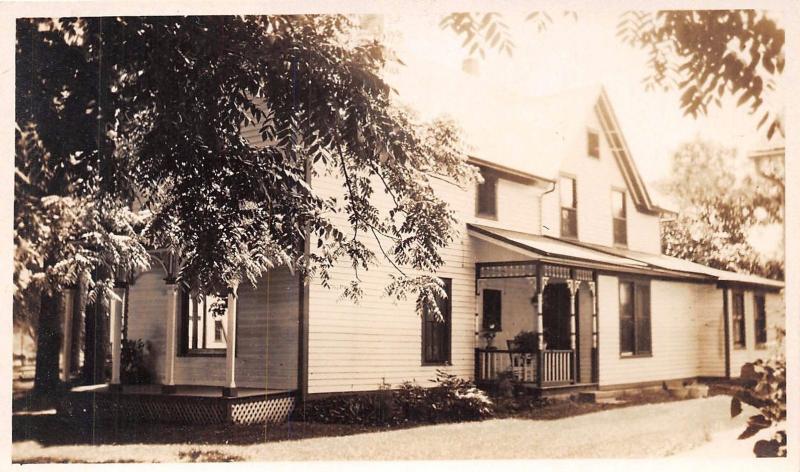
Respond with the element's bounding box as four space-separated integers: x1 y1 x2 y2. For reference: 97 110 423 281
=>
468 224 784 291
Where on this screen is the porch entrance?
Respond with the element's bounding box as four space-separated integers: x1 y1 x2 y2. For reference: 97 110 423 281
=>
473 261 598 393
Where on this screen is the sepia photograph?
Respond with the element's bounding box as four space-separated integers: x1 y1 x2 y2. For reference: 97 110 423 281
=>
7 1 794 467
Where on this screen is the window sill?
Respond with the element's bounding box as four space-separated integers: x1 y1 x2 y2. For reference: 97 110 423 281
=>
755 344 768 350
422 361 452 367
733 345 747 351
179 350 227 358
475 213 498 221
619 352 652 359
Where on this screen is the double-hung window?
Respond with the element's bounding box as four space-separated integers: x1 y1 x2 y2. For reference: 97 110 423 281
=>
619 279 651 356
612 189 627 246
422 278 452 365
476 168 498 219
180 290 231 355
560 176 578 238
754 294 767 346
732 291 746 349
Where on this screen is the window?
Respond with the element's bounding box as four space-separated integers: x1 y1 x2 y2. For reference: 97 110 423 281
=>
619 280 651 356
732 291 746 349
560 176 577 238
180 290 231 355
612 190 627 246
476 168 498 218
482 289 502 331
587 129 600 158
422 278 452 365
754 294 767 346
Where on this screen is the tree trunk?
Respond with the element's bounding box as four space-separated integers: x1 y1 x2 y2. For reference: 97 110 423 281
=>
33 290 62 395
69 287 84 377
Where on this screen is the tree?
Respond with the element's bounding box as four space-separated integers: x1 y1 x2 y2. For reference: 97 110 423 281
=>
15 15 476 391
440 10 784 138
657 138 783 279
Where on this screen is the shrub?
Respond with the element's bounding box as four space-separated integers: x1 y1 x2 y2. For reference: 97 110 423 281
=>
296 382 399 426
299 371 493 426
394 370 494 423
120 339 153 385
730 330 786 457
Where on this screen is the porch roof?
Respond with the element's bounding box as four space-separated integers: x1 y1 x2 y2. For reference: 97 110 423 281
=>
467 224 784 289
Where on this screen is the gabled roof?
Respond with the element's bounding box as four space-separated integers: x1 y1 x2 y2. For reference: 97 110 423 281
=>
455 84 663 214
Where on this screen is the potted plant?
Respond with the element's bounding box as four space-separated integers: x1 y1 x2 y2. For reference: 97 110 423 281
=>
482 330 497 350
509 330 539 352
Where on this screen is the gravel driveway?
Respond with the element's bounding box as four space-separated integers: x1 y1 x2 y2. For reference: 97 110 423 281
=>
13 395 754 462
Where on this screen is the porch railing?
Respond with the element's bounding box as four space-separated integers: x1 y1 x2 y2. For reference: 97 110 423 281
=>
475 348 575 387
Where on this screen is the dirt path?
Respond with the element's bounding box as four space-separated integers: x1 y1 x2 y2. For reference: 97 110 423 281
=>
13 395 754 462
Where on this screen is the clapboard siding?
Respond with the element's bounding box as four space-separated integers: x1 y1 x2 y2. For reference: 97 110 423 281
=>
307 167 477 394
127 267 171 382
472 177 541 234
540 99 660 254
694 284 726 377
126 265 299 389
476 278 537 348
598 276 717 386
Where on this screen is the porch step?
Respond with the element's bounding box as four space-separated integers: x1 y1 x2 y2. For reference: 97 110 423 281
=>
577 390 618 402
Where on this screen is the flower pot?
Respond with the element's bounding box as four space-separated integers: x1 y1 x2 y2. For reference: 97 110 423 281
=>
667 387 689 400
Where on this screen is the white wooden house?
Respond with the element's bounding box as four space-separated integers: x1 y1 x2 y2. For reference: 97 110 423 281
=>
61 86 784 424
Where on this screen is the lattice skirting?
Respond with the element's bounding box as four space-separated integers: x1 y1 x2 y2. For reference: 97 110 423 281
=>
61 392 295 425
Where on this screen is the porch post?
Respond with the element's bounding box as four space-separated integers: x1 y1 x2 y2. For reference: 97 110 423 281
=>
223 283 239 398
566 279 580 350
588 279 599 383
162 281 179 393
110 284 126 389
536 274 549 351
60 287 76 383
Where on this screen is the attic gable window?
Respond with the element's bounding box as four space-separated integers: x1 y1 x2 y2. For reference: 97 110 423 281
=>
587 129 600 158
560 176 577 238
476 168 498 219
612 189 627 246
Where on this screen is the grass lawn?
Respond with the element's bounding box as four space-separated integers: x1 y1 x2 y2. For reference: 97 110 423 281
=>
12 389 757 462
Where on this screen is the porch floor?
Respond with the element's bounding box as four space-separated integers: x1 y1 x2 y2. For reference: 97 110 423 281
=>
70 383 293 399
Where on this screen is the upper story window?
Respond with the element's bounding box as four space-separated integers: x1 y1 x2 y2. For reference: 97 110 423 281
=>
587 129 600 158
732 291 746 349
612 189 627 246
476 168 498 219
560 176 577 238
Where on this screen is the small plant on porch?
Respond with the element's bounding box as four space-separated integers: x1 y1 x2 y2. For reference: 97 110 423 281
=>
120 339 153 385
509 330 539 352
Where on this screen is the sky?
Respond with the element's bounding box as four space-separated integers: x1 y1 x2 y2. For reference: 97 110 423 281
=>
374 10 784 258
379 10 783 189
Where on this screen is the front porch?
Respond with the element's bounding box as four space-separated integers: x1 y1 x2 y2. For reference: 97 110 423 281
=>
61 384 296 425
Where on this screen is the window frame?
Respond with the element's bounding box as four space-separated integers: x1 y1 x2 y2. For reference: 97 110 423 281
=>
559 175 578 239
732 291 746 349
178 288 237 358
421 277 452 366
753 293 767 348
587 128 600 159
481 289 502 332
475 168 499 220
618 278 652 357
611 188 628 247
